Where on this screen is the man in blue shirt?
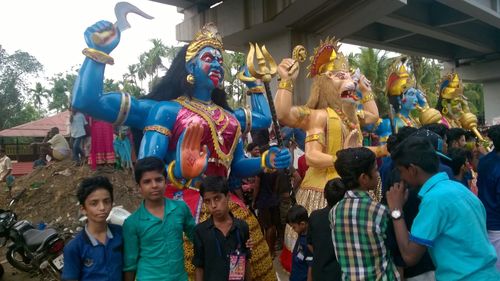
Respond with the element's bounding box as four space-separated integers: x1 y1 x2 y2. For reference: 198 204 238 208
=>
478 124 500 270
387 137 500 280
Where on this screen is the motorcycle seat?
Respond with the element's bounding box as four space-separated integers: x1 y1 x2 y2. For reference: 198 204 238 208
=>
22 228 58 252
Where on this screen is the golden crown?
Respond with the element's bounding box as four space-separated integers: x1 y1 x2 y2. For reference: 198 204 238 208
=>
386 59 415 96
307 37 349 78
185 23 224 62
439 73 463 100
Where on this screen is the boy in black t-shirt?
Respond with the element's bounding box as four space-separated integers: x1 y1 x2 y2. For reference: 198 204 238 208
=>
288 205 313 281
193 176 251 281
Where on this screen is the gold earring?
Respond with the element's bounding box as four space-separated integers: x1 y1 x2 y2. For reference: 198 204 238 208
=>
186 74 195 85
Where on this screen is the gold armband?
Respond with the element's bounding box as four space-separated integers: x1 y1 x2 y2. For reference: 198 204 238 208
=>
278 79 294 92
246 86 265 94
82 48 114 65
144 125 172 137
167 161 192 189
361 93 374 104
114 92 131 126
305 133 325 146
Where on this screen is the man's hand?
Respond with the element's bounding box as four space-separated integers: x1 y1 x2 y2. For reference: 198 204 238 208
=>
386 181 408 210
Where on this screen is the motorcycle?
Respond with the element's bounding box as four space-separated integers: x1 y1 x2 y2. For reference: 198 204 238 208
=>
0 192 64 280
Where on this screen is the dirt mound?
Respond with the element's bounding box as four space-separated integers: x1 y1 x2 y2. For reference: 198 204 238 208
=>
0 160 142 231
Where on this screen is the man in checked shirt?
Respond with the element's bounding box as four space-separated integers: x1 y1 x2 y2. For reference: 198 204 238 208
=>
330 147 400 281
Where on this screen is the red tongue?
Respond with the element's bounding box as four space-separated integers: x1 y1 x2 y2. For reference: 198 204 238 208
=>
210 76 219 87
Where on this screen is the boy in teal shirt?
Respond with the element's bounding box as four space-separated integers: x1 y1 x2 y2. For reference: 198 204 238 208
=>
123 157 196 281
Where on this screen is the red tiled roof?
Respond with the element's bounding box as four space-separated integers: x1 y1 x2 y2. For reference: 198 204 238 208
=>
0 111 70 137
11 162 33 177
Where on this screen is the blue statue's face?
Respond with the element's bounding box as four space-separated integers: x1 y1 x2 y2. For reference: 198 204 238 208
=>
401 88 419 111
190 46 224 89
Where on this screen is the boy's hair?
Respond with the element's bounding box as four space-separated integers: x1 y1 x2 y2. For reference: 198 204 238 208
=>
199 176 229 197
392 137 439 174
77 176 113 205
446 128 466 147
447 147 469 176
0 147 5 153
246 142 259 152
487 124 500 151
287 205 308 224
334 147 376 190
421 123 448 140
324 178 346 207
387 126 418 153
134 157 167 184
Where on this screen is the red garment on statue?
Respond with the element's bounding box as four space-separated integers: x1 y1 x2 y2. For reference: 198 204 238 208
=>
88 118 115 170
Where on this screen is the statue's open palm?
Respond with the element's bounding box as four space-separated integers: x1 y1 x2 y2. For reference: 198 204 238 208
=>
177 123 209 179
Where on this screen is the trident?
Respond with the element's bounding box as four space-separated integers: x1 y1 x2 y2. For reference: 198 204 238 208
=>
247 43 283 145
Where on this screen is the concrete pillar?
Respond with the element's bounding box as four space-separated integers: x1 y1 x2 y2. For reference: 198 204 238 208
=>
482 81 500 125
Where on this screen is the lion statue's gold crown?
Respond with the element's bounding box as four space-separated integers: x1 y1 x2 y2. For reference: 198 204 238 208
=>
307 37 349 78
185 23 224 62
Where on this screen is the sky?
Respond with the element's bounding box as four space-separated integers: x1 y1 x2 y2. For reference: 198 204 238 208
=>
0 0 362 83
0 0 184 81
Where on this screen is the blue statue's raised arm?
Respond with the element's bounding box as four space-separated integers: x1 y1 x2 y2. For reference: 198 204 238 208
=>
71 21 156 129
233 66 272 133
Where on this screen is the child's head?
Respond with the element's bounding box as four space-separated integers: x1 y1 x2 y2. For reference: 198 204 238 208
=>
324 178 347 207
447 147 469 176
487 124 500 152
134 157 167 202
287 205 308 235
77 176 113 223
334 147 378 191
391 136 439 187
200 176 230 219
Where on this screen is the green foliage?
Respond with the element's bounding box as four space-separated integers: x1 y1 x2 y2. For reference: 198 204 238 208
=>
132 39 182 92
349 48 390 116
222 51 246 108
0 48 44 129
47 72 76 113
463 83 484 119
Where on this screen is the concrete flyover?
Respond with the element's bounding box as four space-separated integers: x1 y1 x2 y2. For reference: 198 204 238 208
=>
152 0 500 124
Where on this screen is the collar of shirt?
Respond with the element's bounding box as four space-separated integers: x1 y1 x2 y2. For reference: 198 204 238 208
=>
206 212 237 231
84 224 113 246
345 190 372 199
418 172 449 198
138 198 178 221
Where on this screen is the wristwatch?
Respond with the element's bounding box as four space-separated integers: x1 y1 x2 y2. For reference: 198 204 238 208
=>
390 208 403 220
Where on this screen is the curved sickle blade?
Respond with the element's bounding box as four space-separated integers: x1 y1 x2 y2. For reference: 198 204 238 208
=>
115 1 154 32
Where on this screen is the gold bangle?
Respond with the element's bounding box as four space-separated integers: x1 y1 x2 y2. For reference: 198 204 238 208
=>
167 161 192 189
82 48 114 65
278 79 294 92
361 93 374 104
144 125 172 137
242 106 252 135
305 133 325 146
261 150 272 169
246 86 265 94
